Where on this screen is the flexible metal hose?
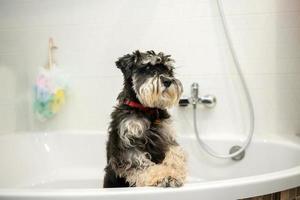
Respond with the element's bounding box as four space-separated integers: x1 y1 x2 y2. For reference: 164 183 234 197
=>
192 0 255 158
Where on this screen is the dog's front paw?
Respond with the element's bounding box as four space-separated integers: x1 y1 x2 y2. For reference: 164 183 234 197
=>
155 176 183 187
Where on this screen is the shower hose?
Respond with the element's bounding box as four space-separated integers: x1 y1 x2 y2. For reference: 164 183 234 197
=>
193 0 255 159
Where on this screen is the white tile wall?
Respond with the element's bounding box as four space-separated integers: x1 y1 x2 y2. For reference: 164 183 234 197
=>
0 0 299 137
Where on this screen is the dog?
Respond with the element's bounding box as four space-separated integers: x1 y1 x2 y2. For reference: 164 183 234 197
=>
103 50 187 188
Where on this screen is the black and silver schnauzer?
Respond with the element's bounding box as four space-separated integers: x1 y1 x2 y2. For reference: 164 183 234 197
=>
103 50 187 188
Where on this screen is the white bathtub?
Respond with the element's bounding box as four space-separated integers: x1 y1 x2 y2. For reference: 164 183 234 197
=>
0 131 299 200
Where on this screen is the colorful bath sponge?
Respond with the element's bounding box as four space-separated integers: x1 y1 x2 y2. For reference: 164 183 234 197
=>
33 38 68 121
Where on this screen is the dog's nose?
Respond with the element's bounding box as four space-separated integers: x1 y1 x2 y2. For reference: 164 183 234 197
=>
161 77 172 88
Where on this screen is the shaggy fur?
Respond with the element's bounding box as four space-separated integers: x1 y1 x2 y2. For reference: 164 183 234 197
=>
103 50 187 188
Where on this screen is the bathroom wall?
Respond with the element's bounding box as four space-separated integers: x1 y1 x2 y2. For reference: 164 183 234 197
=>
0 0 300 138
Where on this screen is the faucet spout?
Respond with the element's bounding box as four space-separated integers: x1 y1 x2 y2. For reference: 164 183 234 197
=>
179 83 217 108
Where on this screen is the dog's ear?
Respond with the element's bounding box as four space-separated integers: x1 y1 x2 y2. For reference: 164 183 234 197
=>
115 50 141 79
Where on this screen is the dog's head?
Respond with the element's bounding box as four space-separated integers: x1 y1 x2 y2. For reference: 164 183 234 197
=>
116 50 183 109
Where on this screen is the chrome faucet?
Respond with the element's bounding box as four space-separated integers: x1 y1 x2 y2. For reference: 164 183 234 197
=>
190 83 199 105
179 83 217 108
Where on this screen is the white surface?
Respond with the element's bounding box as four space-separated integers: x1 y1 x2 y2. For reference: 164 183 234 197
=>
0 0 300 137
0 131 299 199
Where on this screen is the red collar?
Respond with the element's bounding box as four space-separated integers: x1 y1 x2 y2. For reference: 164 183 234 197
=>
123 99 150 112
123 99 159 117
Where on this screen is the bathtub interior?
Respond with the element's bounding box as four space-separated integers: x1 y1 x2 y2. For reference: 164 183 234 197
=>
0 132 299 189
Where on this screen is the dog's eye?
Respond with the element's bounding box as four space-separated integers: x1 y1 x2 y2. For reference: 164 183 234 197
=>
145 66 151 70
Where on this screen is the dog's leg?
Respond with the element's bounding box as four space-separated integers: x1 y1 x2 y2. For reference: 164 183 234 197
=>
134 119 187 187
107 116 157 186
108 149 155 186
136 145 187 187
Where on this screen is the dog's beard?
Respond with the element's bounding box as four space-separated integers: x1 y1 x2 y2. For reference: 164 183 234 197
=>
133 75 183 109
